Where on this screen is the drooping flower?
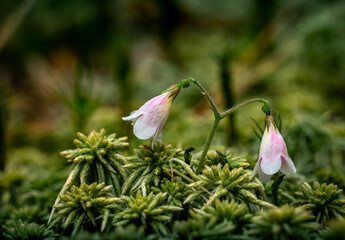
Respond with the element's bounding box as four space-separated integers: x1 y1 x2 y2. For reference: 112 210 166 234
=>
122 84 180 148
252 115 296 182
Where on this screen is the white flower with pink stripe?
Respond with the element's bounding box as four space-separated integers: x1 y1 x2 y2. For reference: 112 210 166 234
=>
122 85 180 148
252 115 296 182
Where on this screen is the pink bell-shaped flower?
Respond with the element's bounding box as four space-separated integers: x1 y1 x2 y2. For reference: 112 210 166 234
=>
252 115 296 182
122 84 180 148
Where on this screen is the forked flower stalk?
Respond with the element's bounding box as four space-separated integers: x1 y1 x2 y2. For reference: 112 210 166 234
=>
184 78 271 174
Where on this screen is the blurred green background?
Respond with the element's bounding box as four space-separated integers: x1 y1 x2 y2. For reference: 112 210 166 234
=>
0 0 345 223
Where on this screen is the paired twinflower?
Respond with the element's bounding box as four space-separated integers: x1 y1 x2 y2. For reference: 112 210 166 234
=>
251 115 296 182
122 84 180 148
123 80 296 182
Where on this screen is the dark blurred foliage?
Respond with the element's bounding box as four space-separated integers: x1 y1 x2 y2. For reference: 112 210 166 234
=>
1 0 345 120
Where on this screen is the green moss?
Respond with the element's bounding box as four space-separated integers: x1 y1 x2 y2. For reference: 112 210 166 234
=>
249 205 319 240
60 129 129 191
50 183 120 235
60 225 146 240
113 191 182 236
151 178 196 208
294 181 345 226
315 170 345 191
1 220 56 240
122 142 184 196
205 149 250 169
172 217 235 240
49 130 129 225
12 206 47 224
320 219 345 240
192 199 252 233
185 163 273 210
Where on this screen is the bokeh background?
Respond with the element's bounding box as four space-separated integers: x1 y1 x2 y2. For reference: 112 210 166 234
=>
0 0 345 224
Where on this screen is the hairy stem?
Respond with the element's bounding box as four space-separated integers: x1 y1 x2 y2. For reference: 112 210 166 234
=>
187 77 220 115
221 98 270 118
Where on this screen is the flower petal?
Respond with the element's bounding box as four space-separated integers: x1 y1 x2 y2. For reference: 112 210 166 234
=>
259 122 284 175
260 155 281 175
251 157 262 179
257 165 272 182
139 93 169 114
122 110 142 121
133 115 158 140
280 155 296 174
122 86 179 149
252 157 272 182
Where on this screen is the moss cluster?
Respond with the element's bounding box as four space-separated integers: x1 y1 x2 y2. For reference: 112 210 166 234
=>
186 163 274 210
7 129 345 239
113 191 182 236
249 205 319 240
205 150 250 169
294 181 345 225
1 220 57 240
122 142 184 195
60 129 129 190
50 183 119 234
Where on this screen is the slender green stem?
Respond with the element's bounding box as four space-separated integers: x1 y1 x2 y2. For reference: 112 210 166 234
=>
187 77 220 115
220 98 270 119
272 173 285 206
196 117 220 174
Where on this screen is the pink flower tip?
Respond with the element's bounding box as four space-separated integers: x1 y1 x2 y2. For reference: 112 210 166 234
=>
251 115 296 182
122 84 180 149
